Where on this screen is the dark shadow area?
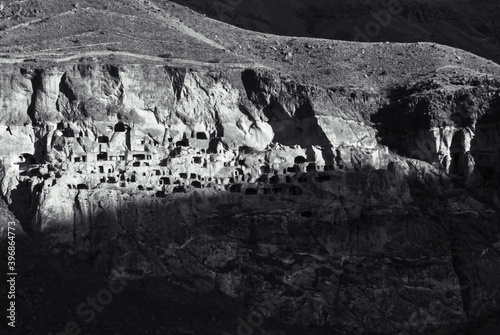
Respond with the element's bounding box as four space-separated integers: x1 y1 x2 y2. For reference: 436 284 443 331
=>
450 131 464 176
8 180 37 233
168 0 500 64
241 69 333 149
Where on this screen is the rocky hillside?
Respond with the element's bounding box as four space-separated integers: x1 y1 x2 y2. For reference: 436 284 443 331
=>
0 1 499 334
169 0 500 65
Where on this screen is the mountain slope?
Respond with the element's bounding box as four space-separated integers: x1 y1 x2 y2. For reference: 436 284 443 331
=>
168 0 500 65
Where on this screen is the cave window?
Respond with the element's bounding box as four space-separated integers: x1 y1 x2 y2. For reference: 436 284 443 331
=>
107 177 117 183
97 153 108 161
180 173 188 179
191 181 202 188
119 156 125 161
131 175 136 182
194 157 202 164
98 136 109 144
238 146 252 154
114 122 126 132
133 161 140 167
161 177 170 185
230 184 242 193
306 163 317 173
98 166 104 173
77 184 88 190
196 132 208 140
176 138 189 147
260 165 271 174
294 156 306 164
133 154 145 161
63 128 74 137
74 157 81 163
190 173 197 179
156 170 161 176
82 156 87 162
138 185 144 190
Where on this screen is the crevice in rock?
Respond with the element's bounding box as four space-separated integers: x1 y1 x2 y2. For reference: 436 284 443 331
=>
23 67 43 127
59 72 77 102
166 66 187 101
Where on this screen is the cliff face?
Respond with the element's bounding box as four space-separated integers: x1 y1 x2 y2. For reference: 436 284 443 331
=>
374 70 500 206
1 58 500 334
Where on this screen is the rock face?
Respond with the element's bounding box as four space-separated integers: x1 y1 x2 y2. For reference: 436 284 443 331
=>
373 70 500 204
1 59 500 334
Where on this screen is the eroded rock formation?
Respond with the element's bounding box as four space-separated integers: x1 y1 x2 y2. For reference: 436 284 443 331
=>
1 60 500 334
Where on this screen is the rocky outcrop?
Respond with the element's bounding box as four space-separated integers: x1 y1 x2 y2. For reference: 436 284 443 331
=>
373 69 500 206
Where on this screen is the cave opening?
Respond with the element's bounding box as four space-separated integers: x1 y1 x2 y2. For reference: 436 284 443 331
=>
114 122 126 132
97 153 108 161
196 132 208 140
98 136 109 143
